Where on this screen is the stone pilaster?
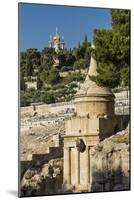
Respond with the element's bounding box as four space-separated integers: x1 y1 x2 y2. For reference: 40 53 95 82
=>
85 146 89 185
63 147 73 191
63 147 70 184
75 148 80 186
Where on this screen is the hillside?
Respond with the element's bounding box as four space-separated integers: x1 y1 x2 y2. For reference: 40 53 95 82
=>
20 37 91 107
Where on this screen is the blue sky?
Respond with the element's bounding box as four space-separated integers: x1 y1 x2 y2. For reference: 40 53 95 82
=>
19 3 112 51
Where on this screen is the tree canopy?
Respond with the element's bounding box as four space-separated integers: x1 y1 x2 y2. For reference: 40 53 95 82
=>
20 9 130 106
93 9 130 88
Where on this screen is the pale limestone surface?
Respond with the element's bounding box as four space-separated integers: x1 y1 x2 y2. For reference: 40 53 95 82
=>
20 44 129 195
63 45 116 192
21 127 129 196
90 127 129 192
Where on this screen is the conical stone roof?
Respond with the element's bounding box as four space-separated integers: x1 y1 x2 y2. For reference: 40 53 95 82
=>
75 44 114 98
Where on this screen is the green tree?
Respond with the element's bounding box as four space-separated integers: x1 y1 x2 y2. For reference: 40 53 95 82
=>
65 52 76 66
67 71 84 82
120 67 129 87
40 68 60 86
20 48 41 78
20 52 27 75
37 75 43 90
41 48 55 70
90 63 120 88
26 48 41 76
72 36 91 69
73 59 87 70
20 91 31 107
57 51 66 68
20 71 26 91
93 9 130 88
41 91 55 104
47 68 60 85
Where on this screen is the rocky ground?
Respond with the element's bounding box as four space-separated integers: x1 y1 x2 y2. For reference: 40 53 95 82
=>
20 121 65 160
90 125 130 192
21 158 63 196
20 125 130 196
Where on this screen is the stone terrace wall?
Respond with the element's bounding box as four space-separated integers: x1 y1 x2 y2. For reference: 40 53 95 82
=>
32 147 63 165
21 90 130 118
21 102 74 118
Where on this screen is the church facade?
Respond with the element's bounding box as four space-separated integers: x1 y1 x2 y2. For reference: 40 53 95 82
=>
48 28 65 52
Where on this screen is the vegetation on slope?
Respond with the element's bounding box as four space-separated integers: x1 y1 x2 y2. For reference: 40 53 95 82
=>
20 9 130 106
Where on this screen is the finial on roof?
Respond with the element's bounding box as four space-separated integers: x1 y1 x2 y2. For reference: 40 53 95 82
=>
91 42 95 49
56 27 58 34
87 43 98 77
75 42 114 97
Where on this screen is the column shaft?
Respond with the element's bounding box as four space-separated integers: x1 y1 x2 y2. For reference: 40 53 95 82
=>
64 147 71 184
75 148 80 185
85 146 89 184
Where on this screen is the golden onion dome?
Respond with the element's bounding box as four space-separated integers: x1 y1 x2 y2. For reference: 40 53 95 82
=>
53 33 60 40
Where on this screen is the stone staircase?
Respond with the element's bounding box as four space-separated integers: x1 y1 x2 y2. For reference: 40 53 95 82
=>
21 146 63 179
32 146 63 165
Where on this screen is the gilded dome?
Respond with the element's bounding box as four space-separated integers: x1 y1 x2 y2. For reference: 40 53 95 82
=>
53 33 60 40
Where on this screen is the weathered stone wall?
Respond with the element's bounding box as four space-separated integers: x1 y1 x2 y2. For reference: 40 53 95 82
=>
21 102 74 118
20 127 130 196
21 146 63 180
21 91 129 118
20 158 63 196
90 127 130 192
114 90 129 100
115 114 130 132
32 147 63 165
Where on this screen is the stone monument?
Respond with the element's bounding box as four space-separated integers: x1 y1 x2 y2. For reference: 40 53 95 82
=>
63 44 116 192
